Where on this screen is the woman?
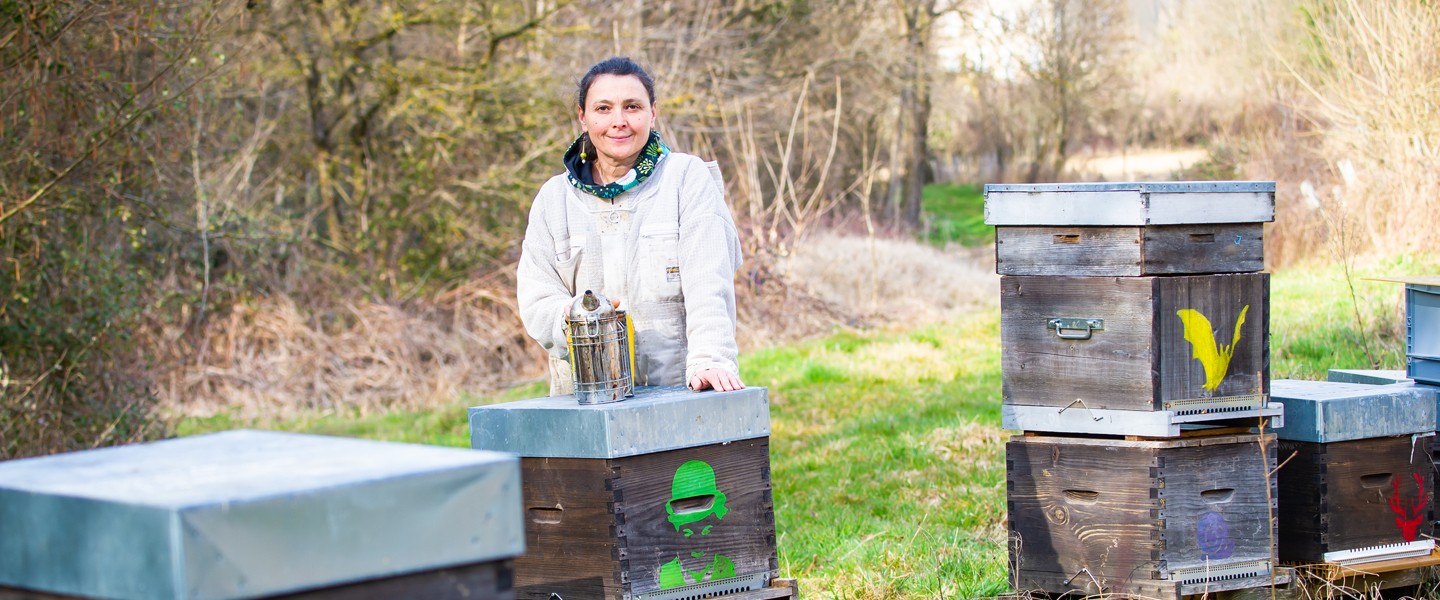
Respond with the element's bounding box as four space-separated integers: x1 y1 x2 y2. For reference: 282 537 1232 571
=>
517 57 745 394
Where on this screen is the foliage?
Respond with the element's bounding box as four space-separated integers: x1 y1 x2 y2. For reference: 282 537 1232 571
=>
0 0 221 458
9 0 1440 461
1270 0 1440 261
230 0 576 294
947 0 1136 182
919 183 990 248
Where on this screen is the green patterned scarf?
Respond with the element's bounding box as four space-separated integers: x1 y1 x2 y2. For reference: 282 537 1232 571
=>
563 131 670 200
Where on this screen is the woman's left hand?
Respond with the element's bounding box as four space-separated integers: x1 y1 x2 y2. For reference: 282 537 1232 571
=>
688 368 745 392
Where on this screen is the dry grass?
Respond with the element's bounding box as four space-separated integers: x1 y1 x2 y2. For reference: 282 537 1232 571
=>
777 232 999 326
154 233 998 419
152 273 543 420
1233 0 1440 267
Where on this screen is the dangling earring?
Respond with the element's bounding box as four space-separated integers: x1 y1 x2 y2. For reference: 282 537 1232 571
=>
580 133 589 164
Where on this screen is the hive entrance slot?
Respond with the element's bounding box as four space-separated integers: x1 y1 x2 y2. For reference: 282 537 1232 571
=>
1201 488 1235 503
670 494 716 514
529 506 563 524
1064 489 1100 504
1361 473 1393 488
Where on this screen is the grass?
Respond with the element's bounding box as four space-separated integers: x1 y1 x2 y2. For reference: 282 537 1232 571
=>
1269 252 1440 380
921 183 992 248
177 250 1439 599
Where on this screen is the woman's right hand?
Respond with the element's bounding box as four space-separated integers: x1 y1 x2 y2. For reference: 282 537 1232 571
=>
688 368 745 392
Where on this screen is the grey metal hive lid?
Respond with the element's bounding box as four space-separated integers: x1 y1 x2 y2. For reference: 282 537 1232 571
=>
1268 379 1439 443
469 385 769 459
1326 368 1412 385
0 430 524 600
983 180 1276 226
984 181 1276 194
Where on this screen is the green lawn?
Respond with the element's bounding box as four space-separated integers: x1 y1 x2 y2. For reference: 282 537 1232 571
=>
921 183 991 248
178 251 1437 598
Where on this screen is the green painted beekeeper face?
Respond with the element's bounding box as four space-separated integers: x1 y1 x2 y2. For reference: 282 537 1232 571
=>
666 460 728 537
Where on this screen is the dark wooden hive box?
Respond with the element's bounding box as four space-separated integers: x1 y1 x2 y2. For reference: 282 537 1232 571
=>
995 224 1265 277
984 181 1275 278
469 387 778 600
1001 273 1270 412
517 439 777 600
1276 435 1436 565
1007 433 1278 599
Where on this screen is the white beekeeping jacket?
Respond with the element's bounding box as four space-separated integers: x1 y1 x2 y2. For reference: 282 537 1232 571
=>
517 152 742 395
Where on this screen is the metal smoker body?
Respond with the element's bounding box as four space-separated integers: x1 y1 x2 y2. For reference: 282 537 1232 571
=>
566 290 635 404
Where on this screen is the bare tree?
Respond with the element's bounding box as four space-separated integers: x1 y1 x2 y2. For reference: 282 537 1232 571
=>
1019 0 1132 181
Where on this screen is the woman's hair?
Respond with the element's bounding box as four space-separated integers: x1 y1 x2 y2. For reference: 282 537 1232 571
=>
577 57 656 109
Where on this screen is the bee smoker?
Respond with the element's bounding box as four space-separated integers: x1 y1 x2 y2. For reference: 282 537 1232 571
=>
565 290 635 404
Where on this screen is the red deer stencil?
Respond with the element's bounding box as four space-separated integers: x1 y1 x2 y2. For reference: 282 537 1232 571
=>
1389 473 1429 542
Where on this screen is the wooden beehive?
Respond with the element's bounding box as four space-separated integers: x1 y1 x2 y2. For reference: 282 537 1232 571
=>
1276 436 1436 565
984 181 1275 277
469 386 778 600
1007 432 1278 599
516 440 776 600
995 224 1265 276
1001 273 1269 412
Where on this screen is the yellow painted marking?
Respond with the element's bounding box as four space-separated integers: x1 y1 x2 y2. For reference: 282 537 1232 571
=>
1176 305 1250 391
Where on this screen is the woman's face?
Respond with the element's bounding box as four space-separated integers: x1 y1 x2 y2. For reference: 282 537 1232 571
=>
578 74 656 168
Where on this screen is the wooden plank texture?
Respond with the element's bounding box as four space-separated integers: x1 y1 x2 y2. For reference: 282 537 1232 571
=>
1008 434 1276 599
515 440 777 600
1001 275 1159 411
1156 437 1277 574
995 224 1264 277
618 438 777 596
515 457 624 600
1277 437 1435 564
996 226 1146 276
1154 273 1269 405
1008 437 1164 594
1141 224 1264 275
1002 274 1270 411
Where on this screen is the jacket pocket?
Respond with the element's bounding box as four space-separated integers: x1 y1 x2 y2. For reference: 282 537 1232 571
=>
555 248 582 297
640 229 682 301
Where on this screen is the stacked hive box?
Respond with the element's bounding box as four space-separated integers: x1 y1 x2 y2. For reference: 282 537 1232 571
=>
0 430 525 600
1269 380 1438 566
469 386 778 600
1327 276 1440 544
987 182 1285 598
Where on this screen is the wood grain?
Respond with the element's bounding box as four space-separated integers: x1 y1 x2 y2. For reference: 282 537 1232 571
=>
515 440 777 600
1001 275 1158 411
1008 434 1276 598
1155 273 1269 404
1002 274 1269 412
1277 436 1435 563
995 224 1263 276
515 457 624 600
618 438 778 596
